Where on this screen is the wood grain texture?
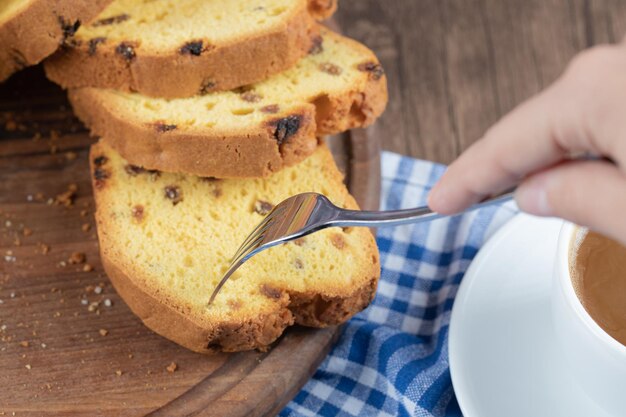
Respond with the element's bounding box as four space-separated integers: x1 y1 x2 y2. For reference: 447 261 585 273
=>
2 1 625 414
336 0 626 163
0 66 380 416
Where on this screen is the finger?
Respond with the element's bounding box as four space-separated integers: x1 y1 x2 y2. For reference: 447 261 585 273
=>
516 160 626 246
427 85 570 214
428 45 626 215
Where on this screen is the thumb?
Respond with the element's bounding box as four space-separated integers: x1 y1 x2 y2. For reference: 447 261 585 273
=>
515 161 626 246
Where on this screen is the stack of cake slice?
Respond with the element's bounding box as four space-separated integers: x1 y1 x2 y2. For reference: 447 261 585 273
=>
43 0 388 352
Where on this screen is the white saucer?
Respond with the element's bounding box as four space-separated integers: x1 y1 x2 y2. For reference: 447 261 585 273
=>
449 214 612 417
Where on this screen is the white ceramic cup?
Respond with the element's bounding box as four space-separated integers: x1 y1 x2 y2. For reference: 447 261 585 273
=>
552 222 626 414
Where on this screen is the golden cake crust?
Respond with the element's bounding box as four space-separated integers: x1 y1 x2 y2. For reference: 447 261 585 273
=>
101 256 296 353
0 0 111 81
90 141 380 353
308 0 337 18
101 253 379 353
70 90 319 178
70 28 388 179
44 0 337 98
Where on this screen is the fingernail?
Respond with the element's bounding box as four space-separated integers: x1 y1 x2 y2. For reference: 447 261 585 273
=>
516 176 552 215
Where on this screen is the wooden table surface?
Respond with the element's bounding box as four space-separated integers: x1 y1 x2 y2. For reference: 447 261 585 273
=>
337 0 626 164
2 1 626 414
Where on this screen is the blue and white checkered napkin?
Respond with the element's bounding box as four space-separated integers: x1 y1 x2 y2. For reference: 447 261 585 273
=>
280 152 518 417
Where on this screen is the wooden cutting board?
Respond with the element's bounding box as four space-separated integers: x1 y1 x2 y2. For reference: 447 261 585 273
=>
0 66 381 417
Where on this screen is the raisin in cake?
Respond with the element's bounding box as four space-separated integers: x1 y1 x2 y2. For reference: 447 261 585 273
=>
0 0 111 82
71 28 387 179
44 0 337 98
90 140 380 353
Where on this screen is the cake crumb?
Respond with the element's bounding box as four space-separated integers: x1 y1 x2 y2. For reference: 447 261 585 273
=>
22 227 32 237
80 209 88 217
68 252 86 264
54 184 78 207
19 341 29 348
115 370 122 376
38 243 50 255
166 362 177 373
82 264 93 272
99 329 108 336
103 299 112 307
81 223 91 232
25 364 31 370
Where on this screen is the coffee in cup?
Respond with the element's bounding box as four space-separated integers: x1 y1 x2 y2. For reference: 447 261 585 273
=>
570 230 626 346
553 223 626 415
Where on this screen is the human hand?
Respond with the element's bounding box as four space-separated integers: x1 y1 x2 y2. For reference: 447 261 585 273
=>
428 43 626 246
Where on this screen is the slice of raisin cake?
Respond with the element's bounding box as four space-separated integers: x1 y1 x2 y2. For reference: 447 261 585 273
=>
71 28 387 179
0 0 111 81
44 0 337 98
90 140 380 353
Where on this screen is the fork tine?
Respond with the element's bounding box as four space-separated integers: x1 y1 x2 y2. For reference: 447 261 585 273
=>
236 207 280 245
233 234 265 260
208 197 306 305
208 258 244 305
231 223 272 261
235 218 273 252
233 233 267 262
208 235 266 305
230 207 285 260
209 223 273 305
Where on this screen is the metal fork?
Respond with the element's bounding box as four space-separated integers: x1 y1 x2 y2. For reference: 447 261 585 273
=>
207 190 515 305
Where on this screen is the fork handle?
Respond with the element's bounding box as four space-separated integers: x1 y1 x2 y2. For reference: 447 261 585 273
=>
332 190 515 228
